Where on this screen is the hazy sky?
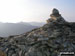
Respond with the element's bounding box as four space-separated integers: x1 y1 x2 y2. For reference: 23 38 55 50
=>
0 0 75 23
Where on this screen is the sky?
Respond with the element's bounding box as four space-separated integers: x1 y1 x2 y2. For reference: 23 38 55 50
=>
0 0 75 23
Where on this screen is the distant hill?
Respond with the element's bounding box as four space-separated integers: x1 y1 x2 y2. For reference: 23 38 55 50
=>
29 22 45 26
0 22 43 37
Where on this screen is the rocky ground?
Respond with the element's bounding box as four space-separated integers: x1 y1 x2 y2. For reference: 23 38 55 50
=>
0 8 75 56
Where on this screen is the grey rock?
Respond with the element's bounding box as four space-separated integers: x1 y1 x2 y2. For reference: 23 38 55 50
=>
52 8 59 15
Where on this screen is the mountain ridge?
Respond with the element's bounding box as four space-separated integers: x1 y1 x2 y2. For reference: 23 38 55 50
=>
0 22 44 37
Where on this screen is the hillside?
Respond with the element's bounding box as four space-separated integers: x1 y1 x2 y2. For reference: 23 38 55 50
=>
0 8 75 56
0 22 38 37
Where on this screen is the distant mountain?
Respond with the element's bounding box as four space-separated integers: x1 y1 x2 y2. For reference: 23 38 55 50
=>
29 22 45 26
0 22 39 37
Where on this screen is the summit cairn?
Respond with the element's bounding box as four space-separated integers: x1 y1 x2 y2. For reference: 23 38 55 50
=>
47 8 66 24
0 9 75 56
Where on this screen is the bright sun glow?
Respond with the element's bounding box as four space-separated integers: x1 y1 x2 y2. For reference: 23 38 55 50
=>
0 0 75 23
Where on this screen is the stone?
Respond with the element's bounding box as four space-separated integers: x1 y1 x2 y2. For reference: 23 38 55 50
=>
50 8 60 17
52 8 59 14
